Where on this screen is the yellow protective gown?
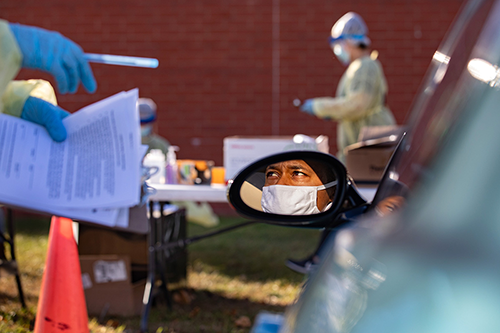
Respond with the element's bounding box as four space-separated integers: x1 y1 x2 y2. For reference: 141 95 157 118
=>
0 19 57 117
312 52 395 162
141 133 171 155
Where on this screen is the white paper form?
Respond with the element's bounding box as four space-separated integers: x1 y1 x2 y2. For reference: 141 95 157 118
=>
114 207 130 228
0 89 141 211
0 193 120 226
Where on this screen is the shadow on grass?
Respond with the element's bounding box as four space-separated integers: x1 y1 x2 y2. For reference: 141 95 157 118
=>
0 290 39 305
8 213 323 284
0 290 36 305
6 211 51 236
103 287 288 333
187 216 323 284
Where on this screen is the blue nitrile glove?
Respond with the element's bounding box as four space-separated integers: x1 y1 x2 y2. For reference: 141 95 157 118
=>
22 96 70 142
299 99 315 115
8 23 97 94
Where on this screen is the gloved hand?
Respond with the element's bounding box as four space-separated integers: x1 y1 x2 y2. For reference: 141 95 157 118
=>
22 96 70 142
299 99 315 115
8 23 97 94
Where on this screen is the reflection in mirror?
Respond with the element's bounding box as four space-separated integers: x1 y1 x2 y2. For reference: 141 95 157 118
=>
240 159 338 216
370 177 410 218
374 195 406 217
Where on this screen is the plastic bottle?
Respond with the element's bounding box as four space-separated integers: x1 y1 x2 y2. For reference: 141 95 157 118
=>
143 149 166 184
166 146 180 184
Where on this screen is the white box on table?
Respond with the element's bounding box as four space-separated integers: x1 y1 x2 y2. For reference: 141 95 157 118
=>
223 135 329 181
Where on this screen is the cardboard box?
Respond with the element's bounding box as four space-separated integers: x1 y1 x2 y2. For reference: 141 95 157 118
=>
80 255 145 316
223 135 329 181
357 125 406 142
344 145 395 182
78 211 188 284
78 226 148 265
344 126 404 182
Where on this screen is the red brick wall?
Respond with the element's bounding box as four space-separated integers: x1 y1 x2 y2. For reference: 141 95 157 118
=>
1 0 464 165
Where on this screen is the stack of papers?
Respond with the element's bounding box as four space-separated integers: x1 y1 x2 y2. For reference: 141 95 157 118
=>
0 89 147 228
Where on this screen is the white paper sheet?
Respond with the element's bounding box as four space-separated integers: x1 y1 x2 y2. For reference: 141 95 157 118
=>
114 207 130 228
0 194 120 226
0 89 143 227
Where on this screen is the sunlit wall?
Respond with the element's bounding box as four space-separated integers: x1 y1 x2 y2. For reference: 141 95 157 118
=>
1 0 463 164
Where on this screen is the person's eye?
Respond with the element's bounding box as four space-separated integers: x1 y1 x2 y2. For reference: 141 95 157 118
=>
384 203 398 212
266 171 279 179
292 171 307 177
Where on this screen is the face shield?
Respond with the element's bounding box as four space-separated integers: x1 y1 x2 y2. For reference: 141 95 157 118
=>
330 12 370 44
329 34 371 66
331 40 351 66
329 12 371 66
138 97 157 137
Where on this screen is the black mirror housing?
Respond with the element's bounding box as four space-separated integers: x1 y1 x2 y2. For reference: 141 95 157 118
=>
227 151 351 228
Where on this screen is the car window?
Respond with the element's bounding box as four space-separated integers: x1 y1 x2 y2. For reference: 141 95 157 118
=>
371 0 495 208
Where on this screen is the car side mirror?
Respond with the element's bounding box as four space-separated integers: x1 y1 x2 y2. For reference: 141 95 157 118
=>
227 151 351 228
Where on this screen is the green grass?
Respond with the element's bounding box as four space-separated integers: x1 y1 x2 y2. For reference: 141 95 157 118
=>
188 218 320 283
0 213 322 332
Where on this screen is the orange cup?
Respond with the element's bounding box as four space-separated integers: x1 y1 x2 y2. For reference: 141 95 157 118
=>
211 167 225 185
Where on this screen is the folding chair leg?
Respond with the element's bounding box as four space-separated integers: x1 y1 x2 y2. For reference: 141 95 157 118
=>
6 209 26 308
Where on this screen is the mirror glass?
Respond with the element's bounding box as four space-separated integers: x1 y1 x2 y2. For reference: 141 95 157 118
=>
239 158 340 216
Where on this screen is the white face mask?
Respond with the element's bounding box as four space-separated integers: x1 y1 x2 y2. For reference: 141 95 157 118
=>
261 180 337 215
141 125 152 137
333 43 351 66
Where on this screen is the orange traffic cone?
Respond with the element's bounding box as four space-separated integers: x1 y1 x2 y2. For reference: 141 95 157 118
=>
34 216 89 333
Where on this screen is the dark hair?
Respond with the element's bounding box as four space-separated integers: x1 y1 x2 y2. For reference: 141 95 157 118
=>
306 159 337 200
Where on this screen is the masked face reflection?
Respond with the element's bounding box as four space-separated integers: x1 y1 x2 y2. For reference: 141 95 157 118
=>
261 160 337 215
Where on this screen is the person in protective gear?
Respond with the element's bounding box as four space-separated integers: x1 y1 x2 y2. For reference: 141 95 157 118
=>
0 19 96 142
300 12 396 162
139 97 171 154
138 97 220 228
0 20 96 264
